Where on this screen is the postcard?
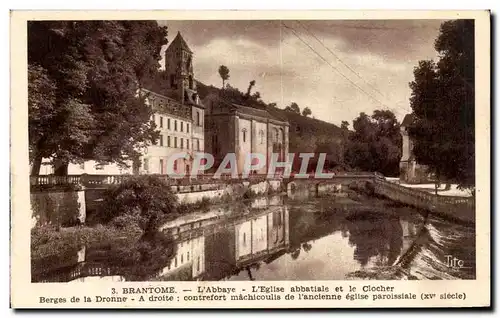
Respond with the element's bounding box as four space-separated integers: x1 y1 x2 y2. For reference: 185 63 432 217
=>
10 9 490 308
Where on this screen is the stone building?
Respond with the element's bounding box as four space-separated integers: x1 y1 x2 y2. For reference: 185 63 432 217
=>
36 32 205 176
203 96 289 175
138 32 205 175
138 88 204 175
399 114 429 183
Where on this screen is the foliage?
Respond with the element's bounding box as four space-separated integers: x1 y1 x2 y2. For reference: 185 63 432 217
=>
218 65 230 88
408 19 475 189
31 223 176 281
99 175 179 235
28 21 168 175
302 107 312 117
31 223 143 261
177 197 212 214
246 80 256 96
284 102 300 114
345 110 402 176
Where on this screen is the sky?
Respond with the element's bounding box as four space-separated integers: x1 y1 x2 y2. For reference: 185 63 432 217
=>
157 20 445 126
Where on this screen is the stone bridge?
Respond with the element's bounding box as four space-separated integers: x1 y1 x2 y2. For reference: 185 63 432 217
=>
283 173 376 195
285 174 475 223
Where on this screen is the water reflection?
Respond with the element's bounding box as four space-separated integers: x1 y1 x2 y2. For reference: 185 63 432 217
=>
32 192 476 282
346 217 403 267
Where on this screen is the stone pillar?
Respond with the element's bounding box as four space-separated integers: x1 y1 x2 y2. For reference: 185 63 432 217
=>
266 122 272 172
234 115 240 174
284 125 289 162
250 119 256 154
283 206 290 246
77 189 87 224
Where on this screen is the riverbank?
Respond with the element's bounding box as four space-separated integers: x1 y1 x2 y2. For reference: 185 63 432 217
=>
32 186 272 261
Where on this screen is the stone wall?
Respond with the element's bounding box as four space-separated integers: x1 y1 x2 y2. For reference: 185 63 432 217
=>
30 180 284 228
373 179 475 223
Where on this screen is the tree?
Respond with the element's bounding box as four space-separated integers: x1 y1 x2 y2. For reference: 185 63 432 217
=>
341 121 350 130
408 19 475 190
345 110 402 176
100 175 179 237
268 102 277 108
284 102 300 114
218 65 230 89
246 80 256 97
302 107 312 117
28 21 168 175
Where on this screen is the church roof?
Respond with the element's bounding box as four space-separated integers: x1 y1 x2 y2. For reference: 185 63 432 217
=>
401 113 416 127
231 103 288 125
169 31 193 53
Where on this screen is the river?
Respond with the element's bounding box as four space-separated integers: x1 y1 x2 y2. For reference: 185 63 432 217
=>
31 189 475 282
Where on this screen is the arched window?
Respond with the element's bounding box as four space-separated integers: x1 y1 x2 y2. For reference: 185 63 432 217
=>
242 128 247 143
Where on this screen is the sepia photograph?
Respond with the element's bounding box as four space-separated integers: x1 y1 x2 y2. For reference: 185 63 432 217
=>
10 10 490 308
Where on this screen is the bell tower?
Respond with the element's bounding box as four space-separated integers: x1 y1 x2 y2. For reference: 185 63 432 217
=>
164 32 199 105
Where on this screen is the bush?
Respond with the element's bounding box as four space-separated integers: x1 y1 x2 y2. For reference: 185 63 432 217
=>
109 214 143 232
177 196 212 215
243 188 258 200
99 175 179 234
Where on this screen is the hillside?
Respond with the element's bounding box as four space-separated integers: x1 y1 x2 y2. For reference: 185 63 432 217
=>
197 81 348 170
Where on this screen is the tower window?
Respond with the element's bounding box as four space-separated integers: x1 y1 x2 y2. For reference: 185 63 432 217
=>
259 130 265 144
242 129 247 143
196 112 201 126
